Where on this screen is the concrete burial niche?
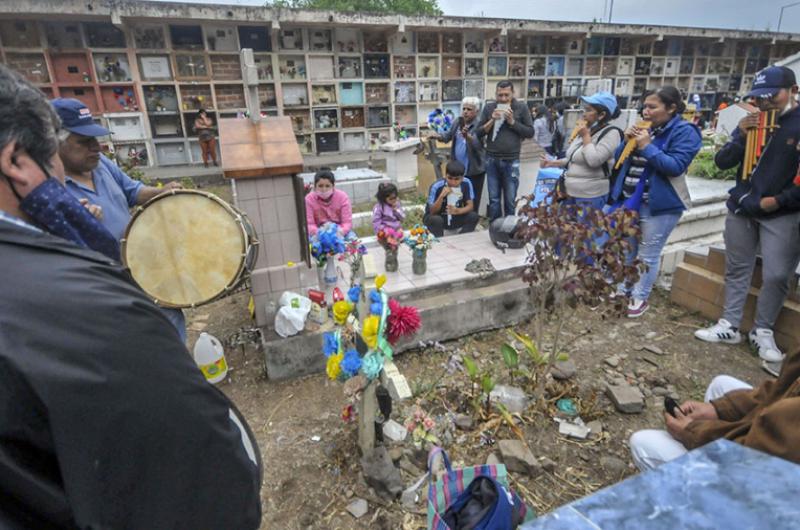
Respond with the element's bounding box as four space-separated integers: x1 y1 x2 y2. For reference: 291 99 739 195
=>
218 116 318 329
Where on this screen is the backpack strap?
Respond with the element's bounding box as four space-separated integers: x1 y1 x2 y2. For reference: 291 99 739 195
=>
596 125 624 178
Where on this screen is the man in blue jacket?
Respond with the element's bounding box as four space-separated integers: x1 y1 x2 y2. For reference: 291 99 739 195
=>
695 66 800 367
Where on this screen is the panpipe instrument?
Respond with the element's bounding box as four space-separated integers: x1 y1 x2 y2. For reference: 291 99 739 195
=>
568 119 587 143
614 121 652 170
741 104 779 180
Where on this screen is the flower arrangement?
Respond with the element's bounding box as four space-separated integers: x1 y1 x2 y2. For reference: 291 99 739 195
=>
321 275 421 386
309 222 346 267
405 405 439 448
403 224 437 253
376 227 404 252
427 108 456 136
339 235 367 289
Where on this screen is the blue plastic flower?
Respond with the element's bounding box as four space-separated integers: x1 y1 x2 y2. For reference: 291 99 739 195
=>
362 352 384 380
322 332 338 357
369 290 383 315
347 285 362 304
341 349 362 377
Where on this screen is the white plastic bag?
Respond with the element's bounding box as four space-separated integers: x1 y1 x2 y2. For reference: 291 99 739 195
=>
274 291 312 338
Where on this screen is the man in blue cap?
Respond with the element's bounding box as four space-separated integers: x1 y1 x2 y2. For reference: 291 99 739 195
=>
52 98 186 341
53 98 180 241
696 66 800 373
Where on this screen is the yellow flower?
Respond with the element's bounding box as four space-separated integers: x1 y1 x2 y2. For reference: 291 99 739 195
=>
326 352 343 380
362 315 380 350
286 261 295 267
375 274 387 290
333 301 353 325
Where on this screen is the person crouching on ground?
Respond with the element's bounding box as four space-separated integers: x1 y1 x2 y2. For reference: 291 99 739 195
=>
629 348 800 471
305 168 353 237
423 160 479 237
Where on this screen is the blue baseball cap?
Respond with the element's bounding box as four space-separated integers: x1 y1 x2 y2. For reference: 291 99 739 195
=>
580 91 618 114
51 98 111 137
746 66 797 99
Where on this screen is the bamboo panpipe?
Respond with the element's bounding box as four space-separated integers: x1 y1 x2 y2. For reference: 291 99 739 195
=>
614 121 652 170
741 105 779 180
568 120 587 143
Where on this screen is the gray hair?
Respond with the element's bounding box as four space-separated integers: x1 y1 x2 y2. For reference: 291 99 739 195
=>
461 97 482 111
0 64 61 171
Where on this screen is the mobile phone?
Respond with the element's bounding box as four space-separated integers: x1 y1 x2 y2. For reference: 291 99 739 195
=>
664 396 683 418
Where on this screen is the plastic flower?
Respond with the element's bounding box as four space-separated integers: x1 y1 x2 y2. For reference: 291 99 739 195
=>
369 290 383 316
333 300 353 325
341 403 355 422
375 274 387 290
341 349 362 377
386 299 422 345
322 332 338 357
326 352 343 380
347 285 362 304
361 352 384 380
362 315 380 349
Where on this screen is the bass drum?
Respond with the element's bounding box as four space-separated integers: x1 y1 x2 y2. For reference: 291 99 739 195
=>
121 189 258 308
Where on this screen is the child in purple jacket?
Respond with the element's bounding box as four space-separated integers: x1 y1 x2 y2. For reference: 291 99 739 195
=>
372 182 405 235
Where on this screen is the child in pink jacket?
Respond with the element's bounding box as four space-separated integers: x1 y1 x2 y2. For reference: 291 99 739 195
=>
372 182 405 234
305 169 352 236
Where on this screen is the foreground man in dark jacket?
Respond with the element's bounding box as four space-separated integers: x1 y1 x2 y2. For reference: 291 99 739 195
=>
0 65 262 529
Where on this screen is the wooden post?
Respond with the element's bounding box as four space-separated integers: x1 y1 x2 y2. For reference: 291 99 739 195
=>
358 380 378 454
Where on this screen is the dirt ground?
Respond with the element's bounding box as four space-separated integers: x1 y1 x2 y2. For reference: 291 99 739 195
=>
185 287 767 530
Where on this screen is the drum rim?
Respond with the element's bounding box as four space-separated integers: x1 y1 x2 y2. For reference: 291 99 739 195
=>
120 189 250 309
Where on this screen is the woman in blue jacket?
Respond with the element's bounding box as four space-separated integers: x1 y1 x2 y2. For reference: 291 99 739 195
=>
609 86 702 317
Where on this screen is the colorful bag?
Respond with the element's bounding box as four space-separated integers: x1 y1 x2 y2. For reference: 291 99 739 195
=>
427 447 536 530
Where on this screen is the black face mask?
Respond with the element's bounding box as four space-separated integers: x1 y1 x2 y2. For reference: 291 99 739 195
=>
16 165 120 261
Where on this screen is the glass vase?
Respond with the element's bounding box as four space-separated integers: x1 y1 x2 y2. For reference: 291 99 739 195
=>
412 249 427 275
384 247 399 272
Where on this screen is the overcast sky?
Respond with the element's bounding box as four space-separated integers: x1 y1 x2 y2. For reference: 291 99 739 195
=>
151 0 800 34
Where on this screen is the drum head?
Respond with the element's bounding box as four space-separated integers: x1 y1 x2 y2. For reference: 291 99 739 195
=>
122 190 246 308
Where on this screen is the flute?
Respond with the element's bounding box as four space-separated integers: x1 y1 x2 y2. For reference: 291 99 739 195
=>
568 119 587 143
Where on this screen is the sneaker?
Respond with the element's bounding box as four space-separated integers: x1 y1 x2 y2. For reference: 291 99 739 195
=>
748 328 785 363
694 319 742 344
627 298 649 318
761 359 782 378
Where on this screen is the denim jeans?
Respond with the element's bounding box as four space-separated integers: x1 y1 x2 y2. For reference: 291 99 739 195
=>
486 156 520 220
629 204 682 301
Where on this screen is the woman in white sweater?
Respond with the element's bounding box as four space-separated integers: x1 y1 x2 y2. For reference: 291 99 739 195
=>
540 92 624 209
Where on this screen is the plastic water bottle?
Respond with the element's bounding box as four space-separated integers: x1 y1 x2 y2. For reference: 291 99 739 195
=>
193 332 228 384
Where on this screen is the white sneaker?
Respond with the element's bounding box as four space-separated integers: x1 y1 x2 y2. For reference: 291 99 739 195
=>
749 328 785 363
627 298 649 318
694 319 742 344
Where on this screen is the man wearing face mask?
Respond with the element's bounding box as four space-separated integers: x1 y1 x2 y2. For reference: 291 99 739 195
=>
52 98 187 341
0 65 262 529
695 67 800 371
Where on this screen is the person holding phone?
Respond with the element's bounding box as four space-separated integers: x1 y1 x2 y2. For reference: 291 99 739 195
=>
629 349 800 471
430 97 486 215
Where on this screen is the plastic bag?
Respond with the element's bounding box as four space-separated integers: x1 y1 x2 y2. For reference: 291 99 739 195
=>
274 292 312 338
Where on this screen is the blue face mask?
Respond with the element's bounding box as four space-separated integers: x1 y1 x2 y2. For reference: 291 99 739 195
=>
19 175 121 261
